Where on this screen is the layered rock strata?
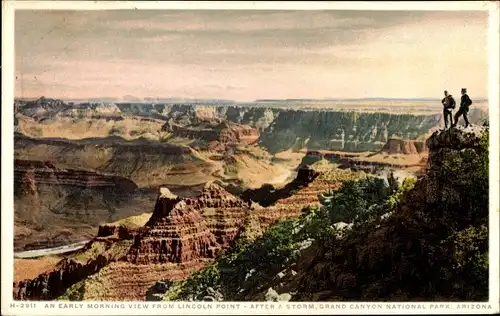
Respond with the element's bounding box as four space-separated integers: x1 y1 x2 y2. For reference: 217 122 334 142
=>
126 191 220 264
14 133 214 188
163 121 259 146
15 159 138 191
381 139 428 155
14 184 253 301
14 159 141 251
14 166 360 301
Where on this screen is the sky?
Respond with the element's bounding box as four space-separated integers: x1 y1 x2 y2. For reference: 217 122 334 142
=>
14 10 489 101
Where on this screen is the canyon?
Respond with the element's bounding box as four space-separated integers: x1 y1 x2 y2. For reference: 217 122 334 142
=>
13 163 361 301
11 97 489 301
14 158 145 252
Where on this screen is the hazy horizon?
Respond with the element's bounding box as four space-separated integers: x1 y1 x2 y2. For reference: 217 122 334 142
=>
15 10 489 101
14 96 489 103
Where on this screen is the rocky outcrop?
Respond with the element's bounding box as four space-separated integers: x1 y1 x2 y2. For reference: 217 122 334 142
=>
14 159 143 252
217 123 259 144
381 139 428 155
163 121 259 147
13 239 129 301
166 128 489 303
263 173 360 226
302 138 429 172
290 128 490 301
13 183 252 301
15 165 340 301
127 190 220 264
241 166 320 207
14 154 371 302
242 166 360 226
127 183 252 264
195 182 251 246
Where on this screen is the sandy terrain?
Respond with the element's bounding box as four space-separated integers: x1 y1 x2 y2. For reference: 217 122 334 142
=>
14 257 61 282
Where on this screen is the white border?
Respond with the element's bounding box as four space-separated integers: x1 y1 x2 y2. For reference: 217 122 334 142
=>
2 1 499 315
3 1 494 11
488 0 500 310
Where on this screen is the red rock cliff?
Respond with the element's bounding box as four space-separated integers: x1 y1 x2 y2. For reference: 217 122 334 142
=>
168 122 259 145
126 193 221 264
14 167 358 301
195 182 251 247
381 139 428 155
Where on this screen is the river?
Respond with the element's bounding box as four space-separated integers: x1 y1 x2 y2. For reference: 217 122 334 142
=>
14 240 89 259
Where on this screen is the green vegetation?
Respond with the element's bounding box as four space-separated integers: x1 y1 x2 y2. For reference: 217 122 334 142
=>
160 128 489 302
387 176 417 209
109 213 151 228
70 242 107 264
57 266 111 301
162 173 410 301
293 128 490 301
58 240 133 301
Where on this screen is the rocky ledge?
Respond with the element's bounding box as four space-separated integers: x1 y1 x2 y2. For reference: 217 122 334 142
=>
14 159 138 191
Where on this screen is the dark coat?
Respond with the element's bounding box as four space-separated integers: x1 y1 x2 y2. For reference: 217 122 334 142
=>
460 94 473 109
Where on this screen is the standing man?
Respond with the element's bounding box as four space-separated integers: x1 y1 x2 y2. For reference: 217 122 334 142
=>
452 88 472 128
441 90 456 129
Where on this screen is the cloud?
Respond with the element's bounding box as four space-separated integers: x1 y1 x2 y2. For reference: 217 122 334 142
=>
14 10 488 100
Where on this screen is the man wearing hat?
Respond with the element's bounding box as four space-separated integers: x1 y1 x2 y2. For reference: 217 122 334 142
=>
441 90 455 129
452 88 473 128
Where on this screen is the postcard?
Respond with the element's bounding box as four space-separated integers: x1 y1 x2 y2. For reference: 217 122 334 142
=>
2 1 499 315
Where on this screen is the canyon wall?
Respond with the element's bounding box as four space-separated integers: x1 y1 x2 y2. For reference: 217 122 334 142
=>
16 100 489 156
163 121 260 145
258 111 440 153
14 165 359 301
14 159 144 251
151 104 441 153
14 133 215 188
14 183 252 301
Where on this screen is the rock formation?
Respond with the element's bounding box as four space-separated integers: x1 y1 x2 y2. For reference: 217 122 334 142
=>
14 164 359 301
14 133 215 188
15 99 489 155
302 138 430 172
14 159 141 252
14 159 138 191
14 183 253 301
194 182 251 246
381 139 428 155
127 188 220 264
288 128 490 301
163 120 259 147
159 128 489 303
13 238 130 301
158 104 442 153
243 166 360 226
